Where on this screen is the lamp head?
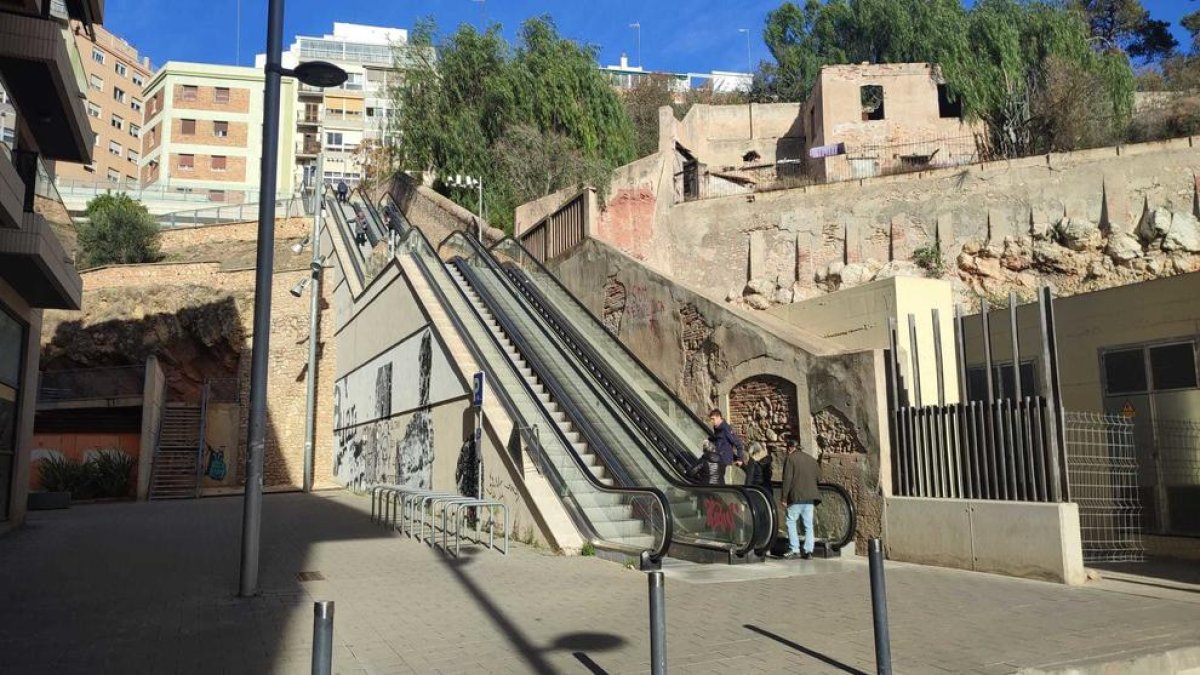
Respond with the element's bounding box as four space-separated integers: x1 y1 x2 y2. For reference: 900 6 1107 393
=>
291 61 348 88
290 279 309 298
290 236 311 254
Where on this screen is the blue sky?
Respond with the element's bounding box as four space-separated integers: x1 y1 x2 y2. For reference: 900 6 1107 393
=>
108 0 1195 74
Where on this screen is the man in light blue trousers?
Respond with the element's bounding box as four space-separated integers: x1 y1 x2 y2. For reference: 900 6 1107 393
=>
780 439 820 560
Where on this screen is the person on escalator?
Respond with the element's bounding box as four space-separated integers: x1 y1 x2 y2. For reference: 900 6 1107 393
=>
744 441 773 502
780 439 821 560
687 442 722 485
336 179 349 203
707 409 745 485
353 207 369 246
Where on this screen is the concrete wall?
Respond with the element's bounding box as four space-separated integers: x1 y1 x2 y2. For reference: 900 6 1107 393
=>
769 277 960 406
675 102 805 169
137 355 165 499
961 272 1200 414
548 237 891 546
885 496 1086 584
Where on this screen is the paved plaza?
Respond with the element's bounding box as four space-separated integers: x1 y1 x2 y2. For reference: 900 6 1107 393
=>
1 492 1199 674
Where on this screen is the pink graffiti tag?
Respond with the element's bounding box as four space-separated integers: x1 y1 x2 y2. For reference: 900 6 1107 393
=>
703 497 743 534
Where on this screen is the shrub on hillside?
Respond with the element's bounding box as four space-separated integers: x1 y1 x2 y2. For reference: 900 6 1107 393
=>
78 192 160 267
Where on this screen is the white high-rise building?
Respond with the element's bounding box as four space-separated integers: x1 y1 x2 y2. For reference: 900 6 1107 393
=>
258 22 427 190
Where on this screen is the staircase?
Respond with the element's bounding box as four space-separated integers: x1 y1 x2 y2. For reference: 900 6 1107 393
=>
149 404 204 500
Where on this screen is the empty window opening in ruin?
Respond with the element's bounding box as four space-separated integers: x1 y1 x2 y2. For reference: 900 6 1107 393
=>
860 85 884 121
937 84 962 119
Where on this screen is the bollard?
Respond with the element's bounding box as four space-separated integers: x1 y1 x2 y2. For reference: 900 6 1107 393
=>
868 538 892 675
312 600 334 675
642 551 667 675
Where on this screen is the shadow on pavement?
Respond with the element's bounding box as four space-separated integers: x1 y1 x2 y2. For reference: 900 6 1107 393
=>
744 623 869 675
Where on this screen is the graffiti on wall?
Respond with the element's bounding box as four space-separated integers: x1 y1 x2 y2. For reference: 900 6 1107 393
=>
332 328 462 489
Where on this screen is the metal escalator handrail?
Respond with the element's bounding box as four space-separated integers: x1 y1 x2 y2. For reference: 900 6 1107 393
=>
451 259 641 491
486 237 779 555
398 223 674 561
322 186 364 283
442 232 767 557
490 235 711 433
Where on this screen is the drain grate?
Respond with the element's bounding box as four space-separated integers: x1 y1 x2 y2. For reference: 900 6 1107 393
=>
296 571 325 582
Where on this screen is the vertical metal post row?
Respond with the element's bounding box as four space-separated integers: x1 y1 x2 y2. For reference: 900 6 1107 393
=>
868 538 892 675
312 601 334 675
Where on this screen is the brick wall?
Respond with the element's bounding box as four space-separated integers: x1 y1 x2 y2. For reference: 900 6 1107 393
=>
171 118 248 149
145 90 165 122
728 374 800 479
75 217 338 490
173 84 251 114
170 153 247 182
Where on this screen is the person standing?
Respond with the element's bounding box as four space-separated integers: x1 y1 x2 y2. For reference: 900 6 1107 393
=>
707 409 745 485
780 439 820 560
744 441 773 503
336 178 349 203
687 441 722 485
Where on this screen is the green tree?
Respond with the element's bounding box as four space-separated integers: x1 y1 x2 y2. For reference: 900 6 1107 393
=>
1074 0 1177 61
389 16 635 233
621 75 676 158
1184 9 1200 54
77 193 160 267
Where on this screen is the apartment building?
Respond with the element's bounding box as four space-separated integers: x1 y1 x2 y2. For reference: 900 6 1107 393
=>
600 54 753 99
259 22 418 190
55 22 152 188
139 62 298 203
0 0 99 533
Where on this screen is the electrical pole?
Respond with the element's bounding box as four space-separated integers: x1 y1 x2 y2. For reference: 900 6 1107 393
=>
301 153 325 494
739 28 754 139
630 22 641 68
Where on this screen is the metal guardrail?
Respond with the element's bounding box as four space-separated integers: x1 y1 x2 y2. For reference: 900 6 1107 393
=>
157 194 306 228
37 365 145 403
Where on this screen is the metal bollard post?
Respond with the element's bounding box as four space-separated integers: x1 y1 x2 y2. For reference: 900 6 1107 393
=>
312 600 334 675
642 551 667 675
868 538 892 675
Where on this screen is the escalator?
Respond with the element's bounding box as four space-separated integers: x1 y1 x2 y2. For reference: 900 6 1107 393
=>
360 196 674 560
484 236 855 554
441 233 775 563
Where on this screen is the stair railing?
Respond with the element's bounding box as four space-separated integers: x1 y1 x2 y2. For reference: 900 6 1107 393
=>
147 396 169 500
193 382 211 498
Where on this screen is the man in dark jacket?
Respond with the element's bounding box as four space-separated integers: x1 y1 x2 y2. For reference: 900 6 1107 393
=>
780 439 820 560
336 179 349 203
707 409 744 484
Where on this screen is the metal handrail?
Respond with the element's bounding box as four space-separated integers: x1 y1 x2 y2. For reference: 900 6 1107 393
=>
322 186 365 284
194 381 210 498
397 217 673 561
488 235 780 554
444 232 770 557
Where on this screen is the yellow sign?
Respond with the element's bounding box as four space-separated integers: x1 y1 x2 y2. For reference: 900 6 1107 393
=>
1121 401 1136 419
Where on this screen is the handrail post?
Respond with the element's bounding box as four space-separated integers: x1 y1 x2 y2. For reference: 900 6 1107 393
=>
641 551 667 675
869 538 893 674
312 600 334 675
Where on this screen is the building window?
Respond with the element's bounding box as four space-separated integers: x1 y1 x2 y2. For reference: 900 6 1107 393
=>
1103 341 1199 395
111 114 124 130
325 132 343 147
89 74 103 91
132 73 144 87
180 85 198 101
214 87 230 103
128 150 139 164
0 305 26 521
86 102 101 118
113 87 126 103
129 124 141 139
115 62 128 77
178 154 194 170
209 190 226 202
92 48 105 64
106 168 121 182
213 120 229 137
937 84 962 119
211 155 227 171
108 140 122 156
860 85 884 121
181 119 196 135
131 98 142 113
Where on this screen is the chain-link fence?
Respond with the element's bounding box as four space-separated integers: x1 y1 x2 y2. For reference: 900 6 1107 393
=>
1064 411 1144 564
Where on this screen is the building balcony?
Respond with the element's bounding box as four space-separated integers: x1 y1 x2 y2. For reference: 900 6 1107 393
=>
0 11 95 163
298 113 321 126
0 146 82 310
296 141 321 157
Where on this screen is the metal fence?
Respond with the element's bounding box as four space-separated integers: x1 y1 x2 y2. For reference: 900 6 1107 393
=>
1064 411 1144 563
892 397 1065 502
37 365 146 403
776 133 985 187
1142 418 1200 537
